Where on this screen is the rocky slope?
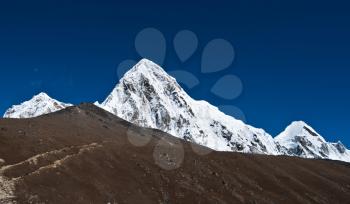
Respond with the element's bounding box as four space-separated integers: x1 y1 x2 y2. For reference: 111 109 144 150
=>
1 104 350 203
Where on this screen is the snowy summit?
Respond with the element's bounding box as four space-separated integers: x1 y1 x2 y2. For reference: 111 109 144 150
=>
275 121 350 162
3 92 72 118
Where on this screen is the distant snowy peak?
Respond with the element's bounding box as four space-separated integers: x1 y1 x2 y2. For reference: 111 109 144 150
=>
276 121 326 144
275 121 350 162
3 92 72 118
99 58 279 154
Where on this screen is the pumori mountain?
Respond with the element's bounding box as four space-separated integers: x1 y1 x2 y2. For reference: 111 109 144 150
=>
3 92 72 118
275 121 350 162
2 59 350 162
98 59 278 154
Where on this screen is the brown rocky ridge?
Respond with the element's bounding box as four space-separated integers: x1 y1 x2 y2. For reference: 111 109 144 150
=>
0 103 349 204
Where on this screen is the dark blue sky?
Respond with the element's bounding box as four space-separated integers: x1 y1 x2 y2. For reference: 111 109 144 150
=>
1 0 350 146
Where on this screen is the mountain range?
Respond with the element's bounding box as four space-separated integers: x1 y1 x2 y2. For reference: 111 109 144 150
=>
3 59 350 162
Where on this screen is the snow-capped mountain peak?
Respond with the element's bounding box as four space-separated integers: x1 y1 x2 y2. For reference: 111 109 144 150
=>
3 92 72 118
275 121 350 162
276 121 326 143
99 58 279 154
128 58 169 75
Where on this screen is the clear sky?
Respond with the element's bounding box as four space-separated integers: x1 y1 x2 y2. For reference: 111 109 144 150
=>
1 0 350 146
